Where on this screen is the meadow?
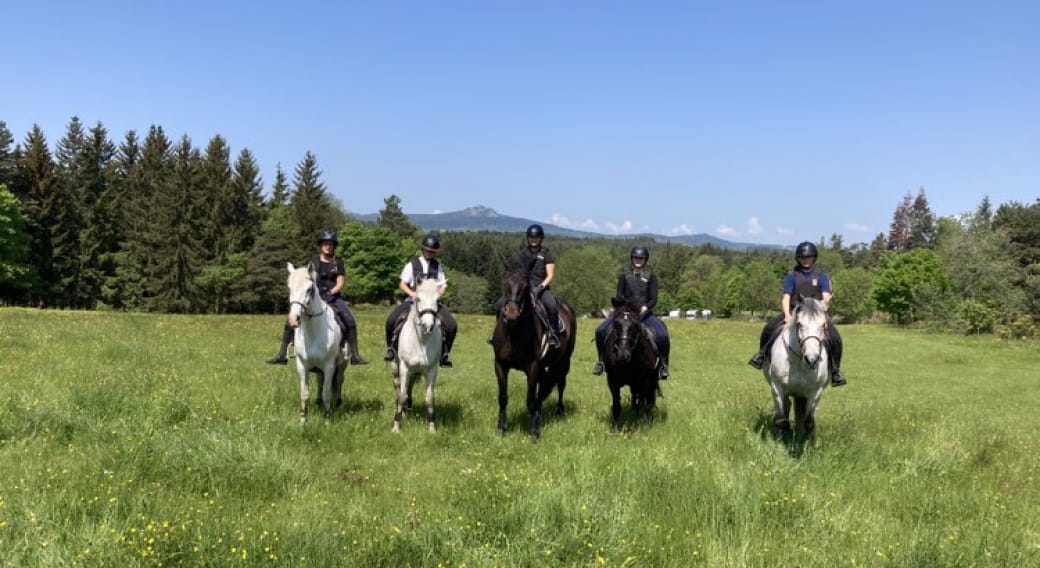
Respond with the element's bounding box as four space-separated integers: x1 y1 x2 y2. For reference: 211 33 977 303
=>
0 307 1037 567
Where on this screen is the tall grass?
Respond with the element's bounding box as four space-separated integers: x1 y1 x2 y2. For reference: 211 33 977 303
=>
0 307 1037 567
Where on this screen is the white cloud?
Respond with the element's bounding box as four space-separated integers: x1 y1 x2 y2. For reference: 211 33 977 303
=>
716 224 738 237
746 217 763 236
670 224 695 236
548 213 574 228
604 220 634 234
844 222 872 233
776 227 794 236
579 219 600 231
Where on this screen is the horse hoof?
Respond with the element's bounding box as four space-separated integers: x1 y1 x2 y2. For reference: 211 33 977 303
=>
392 423 401 434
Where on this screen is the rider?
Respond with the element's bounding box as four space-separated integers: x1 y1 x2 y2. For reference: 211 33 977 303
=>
513 224 561 348
592 246 670 379
267 230 368 365
382 234 457 367
747 241 846 387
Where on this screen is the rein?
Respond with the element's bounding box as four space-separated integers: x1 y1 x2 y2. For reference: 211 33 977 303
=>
291 284 324 319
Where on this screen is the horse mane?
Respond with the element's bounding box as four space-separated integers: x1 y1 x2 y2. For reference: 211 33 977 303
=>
795 297 826 320
415 278 440 303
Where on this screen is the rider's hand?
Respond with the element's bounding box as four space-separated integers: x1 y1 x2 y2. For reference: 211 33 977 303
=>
532 284 544 297
783 312 792 324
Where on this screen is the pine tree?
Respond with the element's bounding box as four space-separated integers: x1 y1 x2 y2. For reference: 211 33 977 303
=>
148 135 205 312
887 192 913 251
377 194 420 240
105 130 141 308
120 125 173 310
0 185 32 302
288 151 344 256
229 147 264 254
268 163 290 208
0 121 17 189
198 134 233 262
53 117 89 307
16 125 59 305
75 122 117 309
907 187 936 250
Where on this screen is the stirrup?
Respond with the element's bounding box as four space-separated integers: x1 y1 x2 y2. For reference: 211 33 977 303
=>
748 352 765 370
591 361 604 375
383 347 396 361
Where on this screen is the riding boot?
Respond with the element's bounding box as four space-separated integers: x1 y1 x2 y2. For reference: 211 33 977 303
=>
266 323 293 365
439 349 453 368
748 350 766 370
384 345 396 361
592 361 604 375
831 368 847 387
658 362 669 380
346 325 367 365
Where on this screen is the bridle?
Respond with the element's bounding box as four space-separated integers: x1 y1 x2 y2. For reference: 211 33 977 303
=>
290 282 323 319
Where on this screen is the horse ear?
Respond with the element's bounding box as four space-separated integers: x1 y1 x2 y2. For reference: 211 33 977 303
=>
287 262 295 274
611 296 625 309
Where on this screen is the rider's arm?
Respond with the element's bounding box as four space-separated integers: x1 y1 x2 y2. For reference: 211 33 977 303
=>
330 274 344 296
542 263 555 288
399 279 416 299
821 291 832 311
781 293 793 323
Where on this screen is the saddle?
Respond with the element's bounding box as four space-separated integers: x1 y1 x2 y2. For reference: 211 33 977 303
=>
531 296 567 358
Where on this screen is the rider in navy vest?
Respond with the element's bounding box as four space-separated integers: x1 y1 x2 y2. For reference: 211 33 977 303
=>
512 224 562 348
266 230 368 365
592 246 671 379
383 234 458 367
747 241 846 387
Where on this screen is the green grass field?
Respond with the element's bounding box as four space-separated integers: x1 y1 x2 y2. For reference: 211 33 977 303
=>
1 307 1037 567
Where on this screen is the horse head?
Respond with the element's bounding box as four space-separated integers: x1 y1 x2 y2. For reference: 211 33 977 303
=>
412 279 441 334
286 262 319 328
791 297 828 367
608 299 646 365
500 263 530 324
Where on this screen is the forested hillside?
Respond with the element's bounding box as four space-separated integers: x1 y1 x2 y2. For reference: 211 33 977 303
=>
1 118 1037 337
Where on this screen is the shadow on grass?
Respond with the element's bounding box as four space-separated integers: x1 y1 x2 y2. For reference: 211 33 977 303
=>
753 410 814 458
495 397 579 439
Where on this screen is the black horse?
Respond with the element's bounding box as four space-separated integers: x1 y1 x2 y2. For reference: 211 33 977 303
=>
490 262 577 440
602 298 661 431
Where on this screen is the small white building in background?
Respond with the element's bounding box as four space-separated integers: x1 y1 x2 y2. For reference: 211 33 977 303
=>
668 310 681 319
685 309 698 320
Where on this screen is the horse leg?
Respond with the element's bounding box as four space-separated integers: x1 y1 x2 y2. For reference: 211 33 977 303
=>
424 367 437 433
495 360 509 435
527 366 543 441
552 368 566 417
794 396 809 435
320 366 334 420
333 362 344 409
298 367 310 424
770 384 791 439
392 364 406 433
610 380 623 432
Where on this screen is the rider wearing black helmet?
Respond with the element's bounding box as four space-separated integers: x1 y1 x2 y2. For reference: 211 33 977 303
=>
747 241 846 387
592 245 671 379
512 224 562 348
267 230 368 365
383 234 458 367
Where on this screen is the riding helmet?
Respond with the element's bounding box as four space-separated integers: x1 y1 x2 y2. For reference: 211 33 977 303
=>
526 224 545 239
795 241 818 259
421 234 441 252
316 230 338 246
630 245 650 260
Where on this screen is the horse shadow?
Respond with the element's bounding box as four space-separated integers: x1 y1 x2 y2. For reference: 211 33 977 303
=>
752 411 813 458
605 401 669 433
498 399 578 435
393 401 465 431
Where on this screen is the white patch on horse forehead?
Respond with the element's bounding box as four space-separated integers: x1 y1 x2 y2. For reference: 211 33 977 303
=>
288 268 312 290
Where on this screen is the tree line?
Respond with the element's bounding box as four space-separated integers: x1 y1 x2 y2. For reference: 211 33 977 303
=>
1 118 1037 337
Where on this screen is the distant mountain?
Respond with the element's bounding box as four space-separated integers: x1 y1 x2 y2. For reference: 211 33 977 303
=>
354 205 783 251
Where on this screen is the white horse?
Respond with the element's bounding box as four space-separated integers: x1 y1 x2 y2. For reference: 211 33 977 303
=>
764 297 830 438
286 262 346 423
391 279 443 433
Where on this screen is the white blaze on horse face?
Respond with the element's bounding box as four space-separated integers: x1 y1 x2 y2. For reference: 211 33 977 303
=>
414 281 439 334
287 267 314 328
796 314 826 367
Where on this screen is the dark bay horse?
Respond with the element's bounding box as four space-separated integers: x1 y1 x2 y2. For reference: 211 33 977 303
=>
602 298 660 431
490 263 577 440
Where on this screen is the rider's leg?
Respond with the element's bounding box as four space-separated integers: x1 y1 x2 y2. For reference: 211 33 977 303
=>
438 309 458 367
592 319 609 375
340 306 367 365
827 317 846 386
267 321 293 364
541 290 561 348
748 314 783 369
647 315 670 379
384 301 409 361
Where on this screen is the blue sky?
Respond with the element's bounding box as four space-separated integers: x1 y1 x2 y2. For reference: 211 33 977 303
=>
4 1 1038 245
